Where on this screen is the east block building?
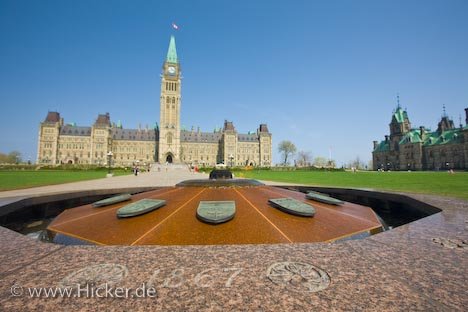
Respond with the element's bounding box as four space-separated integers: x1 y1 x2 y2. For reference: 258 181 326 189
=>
372 102 468 171
37 36 272 167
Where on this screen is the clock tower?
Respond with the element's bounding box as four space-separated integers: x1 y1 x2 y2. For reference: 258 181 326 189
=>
158 35 181 163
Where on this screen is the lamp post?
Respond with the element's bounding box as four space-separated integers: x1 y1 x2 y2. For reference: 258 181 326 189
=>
107 151 113 174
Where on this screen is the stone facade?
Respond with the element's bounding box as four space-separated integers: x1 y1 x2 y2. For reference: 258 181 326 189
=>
372 104 468 171
37 36 272 167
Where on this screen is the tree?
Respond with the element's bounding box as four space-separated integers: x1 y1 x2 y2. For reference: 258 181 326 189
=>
348 156 366 170
0 151 22 164
312 156 328 168
278 140 297 165
296 151 312 167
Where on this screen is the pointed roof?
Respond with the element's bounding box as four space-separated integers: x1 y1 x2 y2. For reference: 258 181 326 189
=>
392 107 408 123
94 113 111 127
391 94 409 123
166 35 178 63
44 111 60 123
223 120 236 131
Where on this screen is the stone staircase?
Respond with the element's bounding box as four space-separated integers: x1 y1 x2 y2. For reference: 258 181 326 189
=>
151 163 191 172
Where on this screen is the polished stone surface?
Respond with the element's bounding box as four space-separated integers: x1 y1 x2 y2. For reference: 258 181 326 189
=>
0 185 467 311
46 186 381 245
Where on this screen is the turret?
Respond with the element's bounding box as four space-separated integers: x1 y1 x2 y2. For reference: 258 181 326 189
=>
437 105 454 133
389 95 411 137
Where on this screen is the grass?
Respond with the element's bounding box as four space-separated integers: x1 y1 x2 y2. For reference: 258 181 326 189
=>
0 169 131 191
239 170 468 200
1 168 467 200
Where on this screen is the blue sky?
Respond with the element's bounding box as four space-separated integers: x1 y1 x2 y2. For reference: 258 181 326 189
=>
1 0 467 165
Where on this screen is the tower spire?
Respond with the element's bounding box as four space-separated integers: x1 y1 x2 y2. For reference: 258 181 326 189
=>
166 35 178 63
396 93 401 109
442 104 447 117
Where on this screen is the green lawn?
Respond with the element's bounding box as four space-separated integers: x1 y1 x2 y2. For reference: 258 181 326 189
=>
0 170 131 191
240 170 468 200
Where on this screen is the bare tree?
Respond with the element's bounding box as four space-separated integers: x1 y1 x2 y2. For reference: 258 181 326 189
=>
278 140 297 165
296 151 312 167
348 156 366 170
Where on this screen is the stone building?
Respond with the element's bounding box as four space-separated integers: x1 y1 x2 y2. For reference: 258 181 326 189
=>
37 36 272 167
372 100 468 171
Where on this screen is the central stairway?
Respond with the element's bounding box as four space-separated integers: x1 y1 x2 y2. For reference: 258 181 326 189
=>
151 163 191 172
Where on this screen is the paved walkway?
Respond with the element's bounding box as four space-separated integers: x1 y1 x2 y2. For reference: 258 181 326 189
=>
0 170 208 199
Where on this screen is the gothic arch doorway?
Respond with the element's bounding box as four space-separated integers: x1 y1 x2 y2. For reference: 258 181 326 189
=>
166 154 173 164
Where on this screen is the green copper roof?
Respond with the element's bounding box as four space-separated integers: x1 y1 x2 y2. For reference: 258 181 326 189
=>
423 129 463 146
399 129 423 144
374 141 390 152
166 35 178 63
392 107 408 123
376 128 464 149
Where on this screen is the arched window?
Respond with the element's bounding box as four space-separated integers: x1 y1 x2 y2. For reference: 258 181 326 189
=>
166 96 170 104
172 97 175 104
167 133 173 144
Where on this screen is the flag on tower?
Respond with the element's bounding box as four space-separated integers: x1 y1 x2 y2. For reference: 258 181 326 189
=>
172 22 179 30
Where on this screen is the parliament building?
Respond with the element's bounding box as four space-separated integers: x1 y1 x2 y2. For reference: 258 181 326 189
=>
37 36 272 167
372 100 468 171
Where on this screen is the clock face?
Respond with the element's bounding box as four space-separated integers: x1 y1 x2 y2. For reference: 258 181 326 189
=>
168 66 176 75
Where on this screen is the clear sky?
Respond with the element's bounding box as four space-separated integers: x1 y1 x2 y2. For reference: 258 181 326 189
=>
1 0 467 165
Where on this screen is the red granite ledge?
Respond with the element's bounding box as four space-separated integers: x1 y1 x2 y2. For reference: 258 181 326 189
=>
0 190 466 311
